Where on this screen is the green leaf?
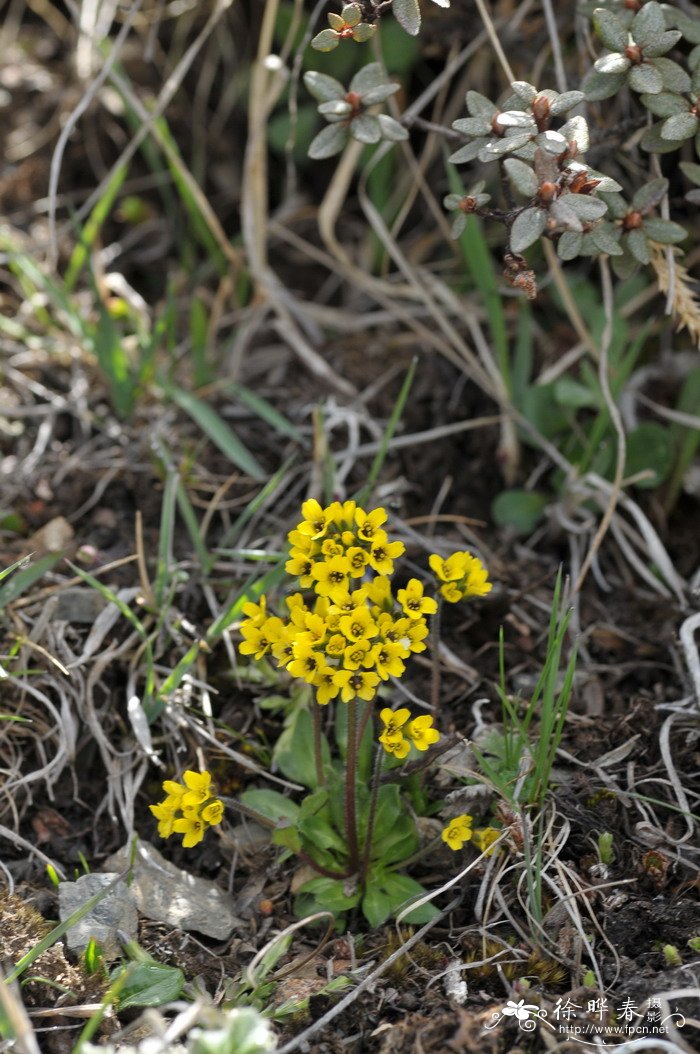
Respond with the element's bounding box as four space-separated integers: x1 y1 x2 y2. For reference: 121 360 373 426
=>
583 69 627 100
553 377 599 409
169 386 265 480
378 114 409 142
593 9 627 51
350 62 386 93
654 57 691 93
297 877 361 913
643 217 687 244
629 63 663 94
311 29 340 51
631 2 666 47
273 707 330 788
362 872 439 927
240 789 300 826
392 0 420 35
308 123 348 159
644 30 683 57
595 53 630 74
510 207 547 253
627 228 650 264
557 230 583 260
639 91 687 117
632 177 670 211
625 423 674 488
504 158 538 197
661 112 697 140
492 489 548 534
114 962 184 1010
350 114 381 144
680 161 700 186
303 71 345 102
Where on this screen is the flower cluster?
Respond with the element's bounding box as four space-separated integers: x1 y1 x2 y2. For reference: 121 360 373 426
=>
429 550 492 603
441 814 501 855
239 501 436 707
149 770 224 848
378 707 440 758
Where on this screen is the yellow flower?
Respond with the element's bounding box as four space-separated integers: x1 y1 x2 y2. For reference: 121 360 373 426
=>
379 707 411 741
380 735 410 759
428 552 470 583
404 619 430 653
314 662 341 705
367 641 406 681
325 632 347 658
321 537 345 558
311 555 351 600
287 529 314 554
441 814 473 851
346 546 370 578
342 639 372 670
296 612 327 648
239 617 282 660
333 669 380 703
396 579 438 619
285 551 314 585
161 780 186 807
288 641 322 683
472 827 500 856
406 714 440 751
368 539 405 575
149 801 177 839
240 596 267 627
271 623 296 667
181 770 213 808
201 798 224 826
326 499 356 529
354 506 388 543
173 814 207 848
329 586 368 614
366 575 393 611
339 605 377 643
429 551 492 602
297 498 332 540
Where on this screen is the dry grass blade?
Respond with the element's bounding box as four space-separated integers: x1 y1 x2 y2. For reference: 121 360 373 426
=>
651 245 700 348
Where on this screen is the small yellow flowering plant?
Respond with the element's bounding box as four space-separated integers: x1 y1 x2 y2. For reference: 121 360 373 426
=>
150 500 492 928
149 771 224 849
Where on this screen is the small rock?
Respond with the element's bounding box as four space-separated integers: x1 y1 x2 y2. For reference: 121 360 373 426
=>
58 873 137 956
103 842 242 940
55 588 107 624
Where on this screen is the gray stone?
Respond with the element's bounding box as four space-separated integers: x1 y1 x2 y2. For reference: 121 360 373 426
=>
58 873 137 956
103 842 242 940
55 588 107 623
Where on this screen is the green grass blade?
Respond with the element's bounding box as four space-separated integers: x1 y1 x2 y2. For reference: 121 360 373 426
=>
169 386 265 481
65 164 128 291
222 381 303 442
0 553 64 611
154 470 178 606
206 560 287 643
215 458 295 558
354 358 417 507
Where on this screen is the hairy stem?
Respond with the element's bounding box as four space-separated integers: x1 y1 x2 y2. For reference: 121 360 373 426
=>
360 741 383 881
313 702 326 788
345 699 360 874
430 596 443 712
